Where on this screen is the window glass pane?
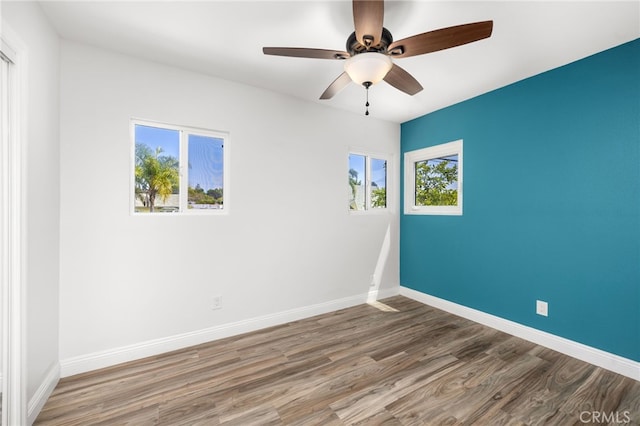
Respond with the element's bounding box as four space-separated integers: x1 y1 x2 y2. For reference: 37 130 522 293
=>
370 158 387 208
414 154 458 206
134 125 180 213
188 134 224 209
348 154 366 210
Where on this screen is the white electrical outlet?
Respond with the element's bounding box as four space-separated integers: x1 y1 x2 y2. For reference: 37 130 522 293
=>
536 300 548 317
212 295 222 310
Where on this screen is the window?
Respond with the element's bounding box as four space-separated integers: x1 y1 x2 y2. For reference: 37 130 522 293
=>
404 140 462 215
348 152 388 211
132 120 229 214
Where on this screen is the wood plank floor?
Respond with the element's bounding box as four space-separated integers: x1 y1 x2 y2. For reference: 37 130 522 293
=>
35 296 639 425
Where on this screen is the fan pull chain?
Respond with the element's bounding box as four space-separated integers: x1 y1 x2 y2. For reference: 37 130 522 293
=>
365 89 369 116
364 81 372 116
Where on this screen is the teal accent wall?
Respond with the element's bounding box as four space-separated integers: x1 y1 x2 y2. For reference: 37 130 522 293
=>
400 39 640 361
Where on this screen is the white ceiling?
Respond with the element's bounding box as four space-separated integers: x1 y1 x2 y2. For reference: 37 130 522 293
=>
39 1 639 123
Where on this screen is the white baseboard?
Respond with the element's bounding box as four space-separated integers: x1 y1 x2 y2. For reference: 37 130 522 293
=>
400 286 640 381
60 287 399 378
27 362 60 425
368 286 400 302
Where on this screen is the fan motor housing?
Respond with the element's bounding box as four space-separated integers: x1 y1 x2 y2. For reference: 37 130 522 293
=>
346 27 393 56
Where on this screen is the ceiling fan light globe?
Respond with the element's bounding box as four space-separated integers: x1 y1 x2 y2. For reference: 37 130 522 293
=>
344 52 392 85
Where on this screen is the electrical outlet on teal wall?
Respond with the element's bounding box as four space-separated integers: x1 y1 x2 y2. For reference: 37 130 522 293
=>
400 39 640 361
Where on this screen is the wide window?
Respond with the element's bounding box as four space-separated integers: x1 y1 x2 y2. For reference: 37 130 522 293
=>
404 140 462 215
349 152 388 211
132 120 229 214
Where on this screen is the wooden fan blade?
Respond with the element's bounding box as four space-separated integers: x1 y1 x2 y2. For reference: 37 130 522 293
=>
320 72 352 100
388 21 493 59
263 47 350 60
384 64 423 96
353 0 384 47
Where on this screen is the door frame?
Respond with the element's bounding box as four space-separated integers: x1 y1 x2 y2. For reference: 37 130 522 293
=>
1 23 27 426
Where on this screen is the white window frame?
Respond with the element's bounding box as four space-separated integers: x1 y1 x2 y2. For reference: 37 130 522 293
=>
348 149 391 214
130 119 230 215
404 139 463 216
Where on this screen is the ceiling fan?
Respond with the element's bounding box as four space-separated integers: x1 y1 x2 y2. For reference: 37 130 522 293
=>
263 0 493 114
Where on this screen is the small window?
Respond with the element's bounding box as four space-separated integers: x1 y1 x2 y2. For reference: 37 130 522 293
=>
404 140 462 215
132 120 229 214
349 152 388 211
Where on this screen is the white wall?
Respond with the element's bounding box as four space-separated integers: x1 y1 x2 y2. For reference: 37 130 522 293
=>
2 0 60 413
59 41 400 371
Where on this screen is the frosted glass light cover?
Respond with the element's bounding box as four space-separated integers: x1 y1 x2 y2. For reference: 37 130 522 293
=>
344 53 393 85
